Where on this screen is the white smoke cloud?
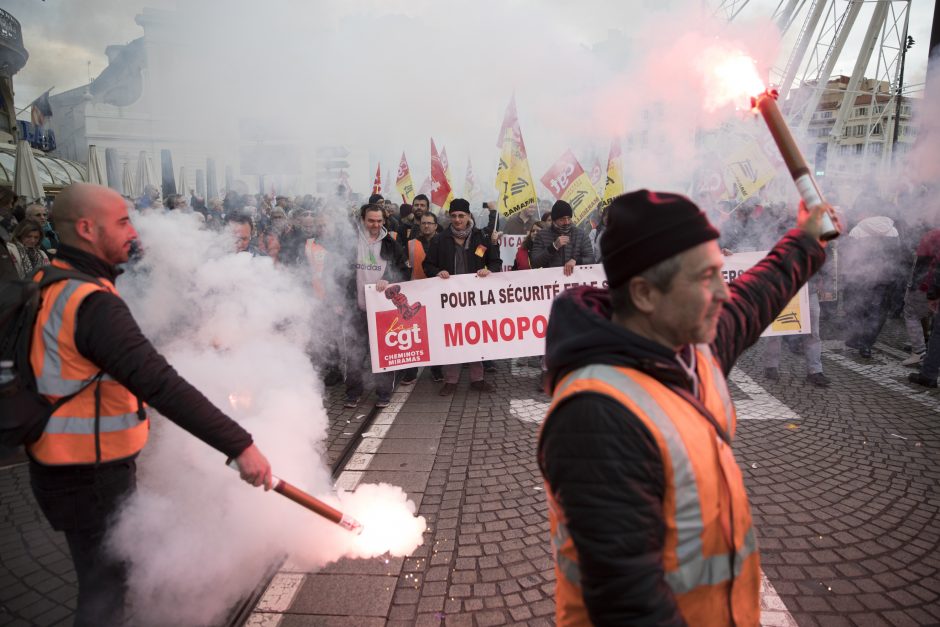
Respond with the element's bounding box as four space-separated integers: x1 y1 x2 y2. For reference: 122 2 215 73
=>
108 210 425 626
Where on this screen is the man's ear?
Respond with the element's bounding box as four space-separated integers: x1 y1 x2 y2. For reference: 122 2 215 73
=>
75 218 95 243
628 276 658 315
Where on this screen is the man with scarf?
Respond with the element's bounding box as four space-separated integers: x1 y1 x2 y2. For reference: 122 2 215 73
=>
344 203 407 408
530 200 595 276
423 198 501 396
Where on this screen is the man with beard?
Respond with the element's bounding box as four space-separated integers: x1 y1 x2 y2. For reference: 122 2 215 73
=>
24 183 272 626
530 200 594 277
423 199 501 395
399 212 444 384
344 203 407 408
538 190 836 626
503 202 538 235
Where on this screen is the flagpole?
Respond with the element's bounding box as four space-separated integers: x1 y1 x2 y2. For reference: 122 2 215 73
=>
15 86 55 116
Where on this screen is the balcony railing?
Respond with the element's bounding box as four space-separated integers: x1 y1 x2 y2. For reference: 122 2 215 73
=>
0 9 23 49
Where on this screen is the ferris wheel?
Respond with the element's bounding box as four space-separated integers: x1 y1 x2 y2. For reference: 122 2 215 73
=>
711 0 915 172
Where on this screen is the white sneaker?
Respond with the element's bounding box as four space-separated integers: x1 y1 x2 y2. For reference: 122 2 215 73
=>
901 352 925 367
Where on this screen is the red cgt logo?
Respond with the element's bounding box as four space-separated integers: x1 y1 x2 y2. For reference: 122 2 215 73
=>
376 307 430 368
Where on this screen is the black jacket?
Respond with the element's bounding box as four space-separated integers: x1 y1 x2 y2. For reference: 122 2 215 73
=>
60 244 254 460
422 228 501 277
531 223 595 268
538 229 826 626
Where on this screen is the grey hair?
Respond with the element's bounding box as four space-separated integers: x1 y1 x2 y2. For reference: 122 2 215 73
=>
609 253 683 317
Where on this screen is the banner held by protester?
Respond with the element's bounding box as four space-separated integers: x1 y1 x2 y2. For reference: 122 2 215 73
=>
365 254 810 372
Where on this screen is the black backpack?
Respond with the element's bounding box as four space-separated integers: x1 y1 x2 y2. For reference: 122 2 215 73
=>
0 266 103 458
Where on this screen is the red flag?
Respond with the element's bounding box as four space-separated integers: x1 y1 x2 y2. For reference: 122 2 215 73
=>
430 139 452 209
495 95 529 159
371 163 382 195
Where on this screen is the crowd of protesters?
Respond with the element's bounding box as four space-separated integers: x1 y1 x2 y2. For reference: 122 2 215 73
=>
2 179 938 399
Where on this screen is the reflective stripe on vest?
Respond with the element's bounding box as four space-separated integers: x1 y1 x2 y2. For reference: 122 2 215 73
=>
29 263 149 466
44 412 144 435
550 520 581 587
697 343 736 436
550 361 756 595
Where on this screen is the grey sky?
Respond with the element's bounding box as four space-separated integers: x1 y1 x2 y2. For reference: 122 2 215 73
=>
7 0 935 109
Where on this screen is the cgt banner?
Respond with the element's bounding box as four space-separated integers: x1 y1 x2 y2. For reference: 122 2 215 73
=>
364 251 810 373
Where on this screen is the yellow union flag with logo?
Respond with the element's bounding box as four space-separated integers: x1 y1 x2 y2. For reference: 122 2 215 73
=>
724 139 775 200
540 149 601 226
601 139 624 213
494 128 537 219
395 152 415 203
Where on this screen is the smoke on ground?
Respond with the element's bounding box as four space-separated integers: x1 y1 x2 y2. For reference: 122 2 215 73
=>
108 210 425 626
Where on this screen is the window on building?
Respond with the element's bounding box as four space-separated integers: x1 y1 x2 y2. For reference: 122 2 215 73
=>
854 144 864 155
901 105 911 116
843 126 849 137
856 107 868 117
868 143 882 155
873 123 882 135
820 111 833 119
854 124 865 137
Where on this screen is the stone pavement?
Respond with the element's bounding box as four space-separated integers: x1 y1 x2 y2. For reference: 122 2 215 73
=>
2 318 938 626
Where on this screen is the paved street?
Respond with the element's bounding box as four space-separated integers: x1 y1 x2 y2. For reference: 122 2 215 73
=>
2 318 938 626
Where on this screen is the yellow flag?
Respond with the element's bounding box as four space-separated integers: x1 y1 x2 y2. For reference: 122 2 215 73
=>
601 138 624 213
541 150 602 226
494 127 537 218
395 152 415 203
723 138 775 200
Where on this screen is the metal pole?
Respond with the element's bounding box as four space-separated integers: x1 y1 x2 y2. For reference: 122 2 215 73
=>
892 34 913 151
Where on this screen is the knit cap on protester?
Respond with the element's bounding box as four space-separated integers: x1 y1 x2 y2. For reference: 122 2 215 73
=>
601 189 720 289
551 200 573 221
449 198 471 214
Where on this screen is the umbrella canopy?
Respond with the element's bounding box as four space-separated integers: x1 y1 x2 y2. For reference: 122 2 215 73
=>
206 158 218 200
123 162 137 199
136 150 157 197
177 166 189 196
13 139 46 202
195 169 205 198
160 149 176 200
105 148 122 194
87 145 105 186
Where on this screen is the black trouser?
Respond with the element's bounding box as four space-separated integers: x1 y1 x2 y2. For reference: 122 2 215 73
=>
845 281 893 349
29 459 136 627
344 309 393 401
401 365 442 381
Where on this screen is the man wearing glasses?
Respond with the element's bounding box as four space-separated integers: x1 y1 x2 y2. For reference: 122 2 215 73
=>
401 213 444 384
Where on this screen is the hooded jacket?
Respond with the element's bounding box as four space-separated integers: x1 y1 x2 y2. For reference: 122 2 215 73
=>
345 226 407 308
538 228 826 626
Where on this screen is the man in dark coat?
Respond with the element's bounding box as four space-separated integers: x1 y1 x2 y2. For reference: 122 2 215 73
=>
530 200 595 276
423 198 501 395
539 189 837 625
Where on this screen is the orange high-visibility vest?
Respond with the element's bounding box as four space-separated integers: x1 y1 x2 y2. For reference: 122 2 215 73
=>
539 345 760 627
408 239 427 280
28 260 149 466
304 240 328 298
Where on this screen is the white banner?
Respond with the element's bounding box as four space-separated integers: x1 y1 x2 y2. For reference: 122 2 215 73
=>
498 234 526 272
365 252 810 372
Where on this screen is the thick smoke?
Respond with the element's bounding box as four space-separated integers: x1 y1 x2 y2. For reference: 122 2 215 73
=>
108 210 424 626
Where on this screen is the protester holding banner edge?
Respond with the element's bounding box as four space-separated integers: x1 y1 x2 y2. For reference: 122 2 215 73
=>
422 198 501 395
530 200 594 276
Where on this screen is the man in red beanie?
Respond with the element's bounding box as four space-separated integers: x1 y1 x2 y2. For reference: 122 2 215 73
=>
538 190 838 626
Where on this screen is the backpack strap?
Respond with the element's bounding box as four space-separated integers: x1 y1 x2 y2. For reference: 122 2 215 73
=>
32 266 104 289
32 266 105 396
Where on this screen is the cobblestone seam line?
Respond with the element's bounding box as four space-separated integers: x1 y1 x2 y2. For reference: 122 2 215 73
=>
244 375 419 625
824 349 940 413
